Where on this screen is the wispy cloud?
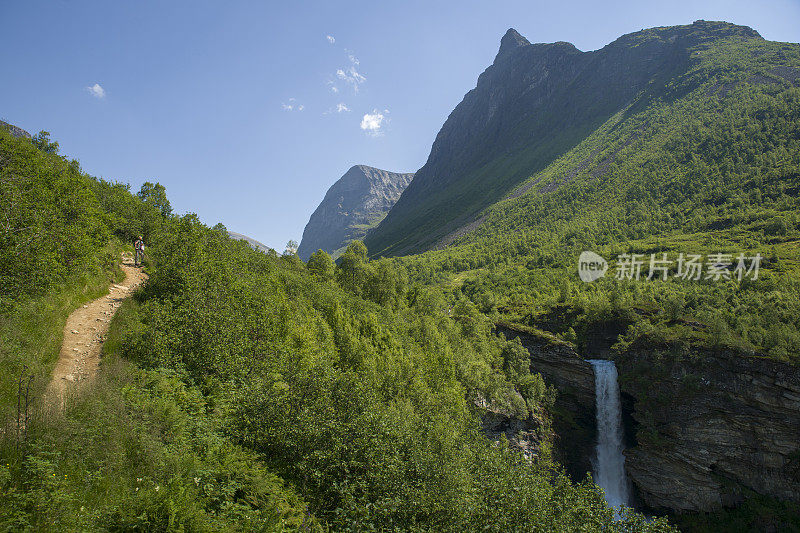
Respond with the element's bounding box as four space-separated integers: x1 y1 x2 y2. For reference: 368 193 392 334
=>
336 66 366 92
345 50 359 65
86 83 106 99
334 50 366 93
360 109 386 136
336 103 350 113
326 35 336 44
281 98 304 111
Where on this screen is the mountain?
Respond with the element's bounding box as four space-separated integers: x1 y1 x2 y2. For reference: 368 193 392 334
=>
297 165 413 260
228 230 272 253
0 120 31 139
364 20 768 257
385 20 800 527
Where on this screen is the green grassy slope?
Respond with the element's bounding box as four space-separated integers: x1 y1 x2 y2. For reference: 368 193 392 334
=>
396 34 800 363
364 21 769 257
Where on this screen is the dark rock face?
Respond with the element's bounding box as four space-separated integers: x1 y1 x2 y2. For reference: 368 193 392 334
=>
477 394 549 461
497 325 597 480
297 165 413 261
617 344 800 513
365 21 763 256
0 120 31 139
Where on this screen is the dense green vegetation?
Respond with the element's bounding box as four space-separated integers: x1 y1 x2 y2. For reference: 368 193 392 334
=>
370 32 800 530
0 128 675 530
4 24 798 530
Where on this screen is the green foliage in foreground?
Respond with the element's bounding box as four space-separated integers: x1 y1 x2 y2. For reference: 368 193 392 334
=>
0 356 316 532
0 128 675 530
108 218 671 531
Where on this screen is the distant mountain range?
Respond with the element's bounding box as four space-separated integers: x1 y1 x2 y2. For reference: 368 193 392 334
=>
297 165 413 261
228 231 272 253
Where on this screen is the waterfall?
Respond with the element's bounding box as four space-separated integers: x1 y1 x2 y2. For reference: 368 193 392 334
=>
588 359 630 516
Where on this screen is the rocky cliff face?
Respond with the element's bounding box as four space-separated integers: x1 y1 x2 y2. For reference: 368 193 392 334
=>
496 324 598 480
617 342 800 513
364 21 763 256
297 165 413 261
498 323 800 517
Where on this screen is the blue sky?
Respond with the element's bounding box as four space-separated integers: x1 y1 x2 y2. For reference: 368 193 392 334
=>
2 1 799 250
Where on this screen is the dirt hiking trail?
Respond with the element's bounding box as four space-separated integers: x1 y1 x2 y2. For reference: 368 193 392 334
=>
46 253 147 407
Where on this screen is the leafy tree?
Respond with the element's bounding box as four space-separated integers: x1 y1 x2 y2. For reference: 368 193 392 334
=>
336 241 371 295
284 239 298 255
137 181 172 217
307 249 335 280
31 130 59 154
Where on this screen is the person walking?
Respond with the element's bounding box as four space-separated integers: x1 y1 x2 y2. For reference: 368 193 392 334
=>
134 236 145 267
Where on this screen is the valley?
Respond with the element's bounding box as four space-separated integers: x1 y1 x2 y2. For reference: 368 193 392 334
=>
2 15 800 533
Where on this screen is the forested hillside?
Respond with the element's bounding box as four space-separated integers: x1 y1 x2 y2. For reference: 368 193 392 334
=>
0 128 675 530
376 23 800 531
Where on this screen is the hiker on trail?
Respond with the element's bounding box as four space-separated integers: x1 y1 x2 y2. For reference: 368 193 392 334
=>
134 236 145 267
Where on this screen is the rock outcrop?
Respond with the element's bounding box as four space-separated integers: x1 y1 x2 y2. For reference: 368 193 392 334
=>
497 324 597 480
617 342 800 513
298 165 413 261
228 231 272 254
0 120 31 139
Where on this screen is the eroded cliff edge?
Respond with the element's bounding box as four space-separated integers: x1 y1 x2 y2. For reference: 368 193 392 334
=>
616 340 800 513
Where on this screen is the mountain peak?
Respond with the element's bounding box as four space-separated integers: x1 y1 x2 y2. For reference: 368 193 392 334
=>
495 28 530 63
297 166 414 260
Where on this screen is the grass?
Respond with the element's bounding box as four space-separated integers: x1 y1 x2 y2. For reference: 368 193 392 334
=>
0 241 127 423
0 269 316 532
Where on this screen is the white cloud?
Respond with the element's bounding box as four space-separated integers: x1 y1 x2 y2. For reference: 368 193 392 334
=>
336 66 366 92
360 110 386 136
345 50 359 65
86 83 105 99
336 103 350 113
282 98 303 111
326 35 335 44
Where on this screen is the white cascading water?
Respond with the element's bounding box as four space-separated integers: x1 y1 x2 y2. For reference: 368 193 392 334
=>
587 359 630 517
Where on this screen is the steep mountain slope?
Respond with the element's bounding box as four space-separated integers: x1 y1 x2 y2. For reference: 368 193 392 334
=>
390 21 800 529
298 165 413 260
365 21 765 257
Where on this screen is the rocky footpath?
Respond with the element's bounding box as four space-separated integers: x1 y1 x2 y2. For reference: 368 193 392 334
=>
617 342 800 513
298 165 413 261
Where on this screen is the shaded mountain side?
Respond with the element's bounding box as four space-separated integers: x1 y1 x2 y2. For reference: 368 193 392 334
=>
298 165 413 260
364 20 763 257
